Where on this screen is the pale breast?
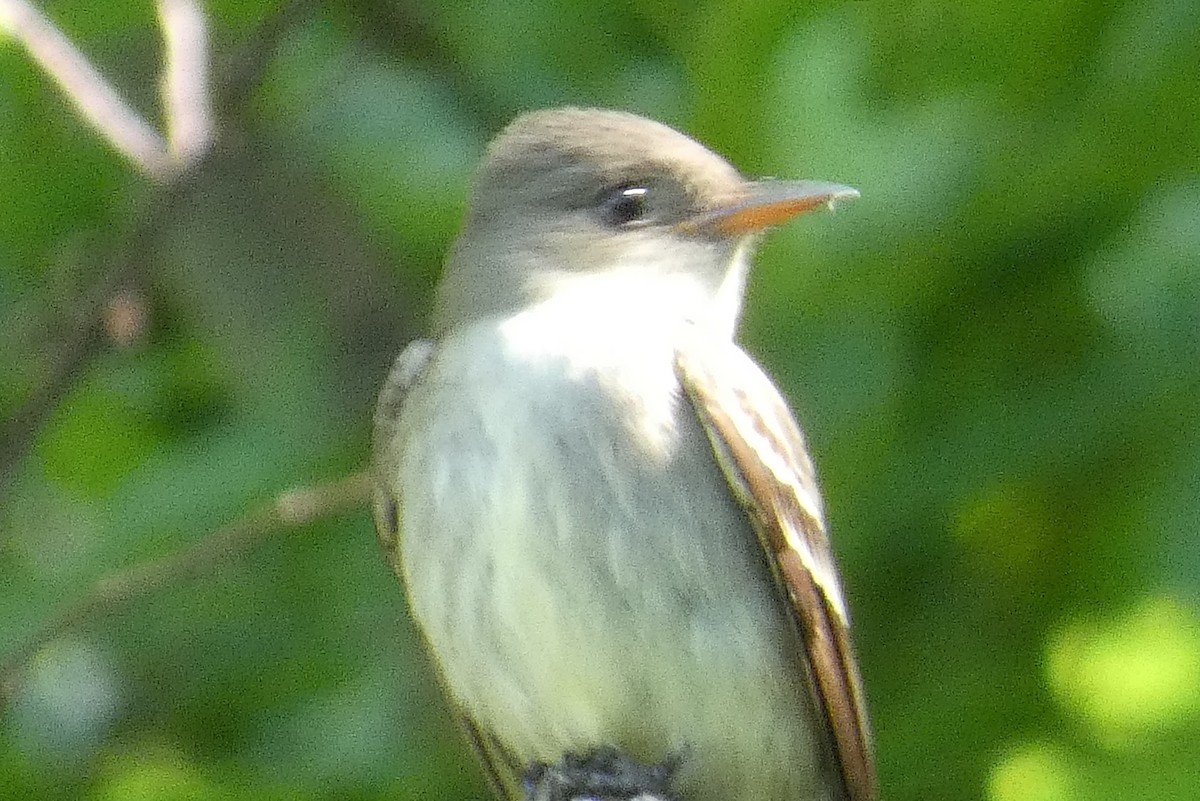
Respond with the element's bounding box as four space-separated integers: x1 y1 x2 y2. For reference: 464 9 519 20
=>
392 317 826 801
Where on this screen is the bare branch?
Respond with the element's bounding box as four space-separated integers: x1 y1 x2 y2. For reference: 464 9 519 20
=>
0 0 172 178
0 0 349 703
157 0 213 165
0 0 316 502
0 471 374 704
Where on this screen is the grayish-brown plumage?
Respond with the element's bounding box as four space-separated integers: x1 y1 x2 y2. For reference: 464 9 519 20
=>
373 107 873 801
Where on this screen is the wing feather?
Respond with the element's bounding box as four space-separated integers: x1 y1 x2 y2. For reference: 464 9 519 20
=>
372 339 435 565
675 337 876 801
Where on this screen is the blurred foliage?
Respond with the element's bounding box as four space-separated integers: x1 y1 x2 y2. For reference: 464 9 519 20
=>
2 1 1198 800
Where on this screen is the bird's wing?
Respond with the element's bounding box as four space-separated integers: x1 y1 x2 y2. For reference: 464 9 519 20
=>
371 339 435 565
461 716 528 801
675 336 876 801
370 338 527 800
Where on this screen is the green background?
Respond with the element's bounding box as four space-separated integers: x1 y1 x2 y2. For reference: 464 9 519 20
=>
3 1 1198 799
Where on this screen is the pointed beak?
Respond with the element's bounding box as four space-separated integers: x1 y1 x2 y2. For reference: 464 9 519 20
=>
686 179 860 236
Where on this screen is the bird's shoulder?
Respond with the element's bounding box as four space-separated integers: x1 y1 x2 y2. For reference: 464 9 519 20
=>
371 338 435 562
374 339 436 428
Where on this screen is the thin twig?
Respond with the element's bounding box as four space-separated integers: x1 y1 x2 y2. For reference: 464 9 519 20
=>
0 0 353 705
0 0 316 502
0 0 172 178
157 0 213 165
0 470 373 704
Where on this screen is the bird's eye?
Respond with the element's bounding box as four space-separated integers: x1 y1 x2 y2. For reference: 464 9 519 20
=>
599 185 652 227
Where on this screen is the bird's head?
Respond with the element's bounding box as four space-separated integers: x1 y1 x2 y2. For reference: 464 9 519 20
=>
436 107 856 335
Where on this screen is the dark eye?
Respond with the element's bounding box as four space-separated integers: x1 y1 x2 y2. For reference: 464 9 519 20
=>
598 185 652 227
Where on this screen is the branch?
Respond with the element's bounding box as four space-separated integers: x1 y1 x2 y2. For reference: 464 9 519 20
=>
0 0 173 178
0 0 315 502
525 748 682 801
0 470 373 704
158 0 213 166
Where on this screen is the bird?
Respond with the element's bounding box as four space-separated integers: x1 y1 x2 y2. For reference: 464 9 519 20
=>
372 107 875 801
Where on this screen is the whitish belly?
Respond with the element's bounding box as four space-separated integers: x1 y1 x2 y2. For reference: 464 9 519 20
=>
394 330 826 801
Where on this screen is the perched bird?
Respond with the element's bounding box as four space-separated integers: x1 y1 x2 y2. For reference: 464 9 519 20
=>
372 107 874 801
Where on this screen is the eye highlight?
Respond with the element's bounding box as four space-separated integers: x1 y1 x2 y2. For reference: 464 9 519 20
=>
599 185 651 227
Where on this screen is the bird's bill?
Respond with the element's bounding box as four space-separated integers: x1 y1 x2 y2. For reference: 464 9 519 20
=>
688 180 860 235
